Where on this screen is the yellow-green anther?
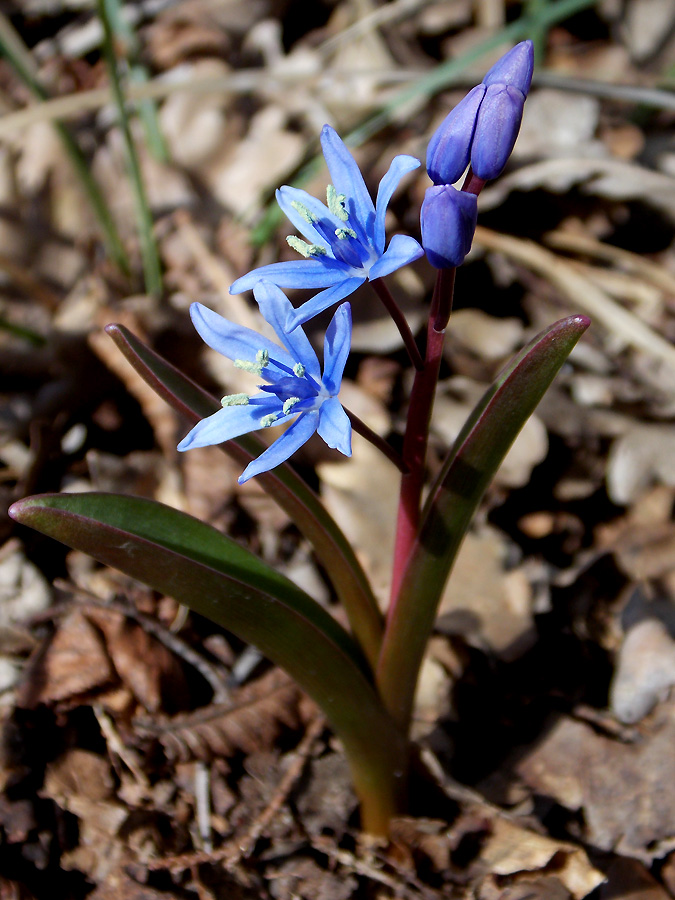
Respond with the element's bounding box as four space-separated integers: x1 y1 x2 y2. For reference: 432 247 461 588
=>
220 393 249 407
291 200 317 224
260 413 278 427
327 184 348 222
282 397 301 415
287 235 327 258
335 227 357 240
256 349 269 368
293 362 305 377
234 359 264 375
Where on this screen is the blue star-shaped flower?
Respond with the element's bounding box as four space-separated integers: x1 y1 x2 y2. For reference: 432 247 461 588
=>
230 125 424 330
178 282 352 483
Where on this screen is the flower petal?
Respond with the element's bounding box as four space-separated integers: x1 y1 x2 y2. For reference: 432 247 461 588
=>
322 303 351 395
317 397 352 456
368 234 424 281
238 411 319 483
285 276 365 331
177 400 279 451
230 259 350 295
253 282 321 381
189 303 295 374
425 84 485 187
373 154 421 255
320 125 375 231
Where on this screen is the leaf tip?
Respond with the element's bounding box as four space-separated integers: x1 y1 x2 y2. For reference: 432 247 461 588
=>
8 498 31 523
571 313 591 332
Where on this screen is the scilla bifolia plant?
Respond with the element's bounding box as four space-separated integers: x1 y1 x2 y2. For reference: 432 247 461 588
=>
10 42 589 836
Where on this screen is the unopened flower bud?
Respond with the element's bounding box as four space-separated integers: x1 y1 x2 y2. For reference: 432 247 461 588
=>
420 184 477 269
425 40 534 185
470 83 525 181
426 85 485 186
482 40 534 96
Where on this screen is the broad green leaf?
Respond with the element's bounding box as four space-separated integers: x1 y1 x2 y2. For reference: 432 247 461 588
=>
377 315 590 731
10 492 407 834
105 323 383 669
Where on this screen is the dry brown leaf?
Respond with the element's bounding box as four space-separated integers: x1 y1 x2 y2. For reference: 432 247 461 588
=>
610 618 675 724
88 310 181 459
18 610 116 708
481 158 675 225
436 526 535 662
0 541 51 629
432 380 548 490
600 855 672 898
41 749 128 881
86 607 189 714
318 379 396 604
446 308 525 362
516 706 675 861
268 854 358 900
512 89 601 161
478 817 605 899
205 106 305 220
159 60 230 169
137 668 307 763
606 423 675 505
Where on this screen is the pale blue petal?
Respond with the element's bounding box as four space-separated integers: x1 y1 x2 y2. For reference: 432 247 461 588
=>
373 155 421 254
230 259 349 295
317 398 352 456
320 125 375 230
322 303 351 395
368 234 424 281
189 303 295 374
285 276 365 331
238 412 319 483
253 282 321 381
177 401 278 451
276 186 342 249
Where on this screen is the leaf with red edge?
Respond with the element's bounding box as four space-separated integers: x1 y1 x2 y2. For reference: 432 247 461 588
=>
9 491 407 834
377 315 591 731
105 323 383 669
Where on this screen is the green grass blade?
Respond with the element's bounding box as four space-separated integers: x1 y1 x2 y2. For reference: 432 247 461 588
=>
0 12 130 275
376 315 590 733
97 0 162 296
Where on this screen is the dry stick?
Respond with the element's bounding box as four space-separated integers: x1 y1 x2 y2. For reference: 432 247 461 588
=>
370 278 424 371
237 714 326 861
145 714 327 874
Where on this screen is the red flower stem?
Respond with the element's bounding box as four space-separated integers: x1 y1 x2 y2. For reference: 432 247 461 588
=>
462 168 486 195
387 267 456 610
370 278 424 371
344 407 408 474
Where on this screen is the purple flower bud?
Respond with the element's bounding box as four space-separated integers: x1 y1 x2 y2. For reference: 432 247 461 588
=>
482 40 534 97
425 40 534 186
426 85 485 186
470 83 525 181
420 184 477 269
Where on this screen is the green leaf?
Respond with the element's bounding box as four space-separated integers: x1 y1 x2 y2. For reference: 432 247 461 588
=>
376 315 590 731
10 492 407 834
105 323 383 669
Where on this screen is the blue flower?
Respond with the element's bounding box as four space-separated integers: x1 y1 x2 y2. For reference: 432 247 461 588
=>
426 40 534 185
230 125 424 331
178 282 352 483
